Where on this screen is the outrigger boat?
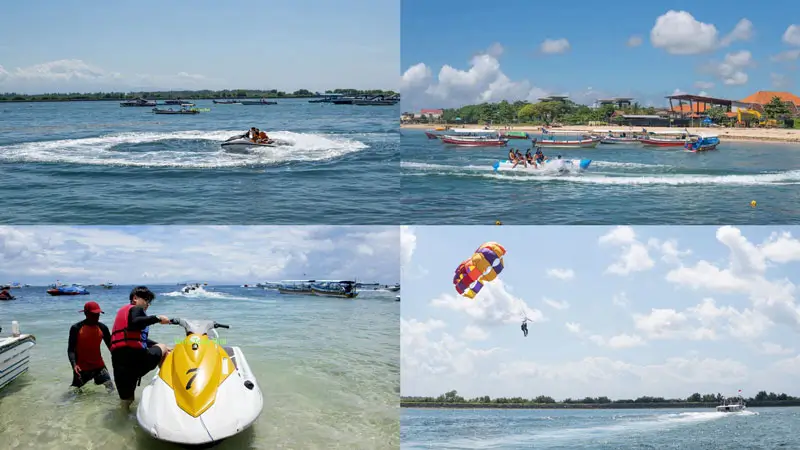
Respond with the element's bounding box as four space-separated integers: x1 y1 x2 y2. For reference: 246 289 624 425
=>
277 280 313 295
440 129 508 147
424 127 449 139
240 99 278 105
213 99 241 104
685 133 720 152
499 131 530 140
639 130 690 147
120 98 156 107
593 128 643 144
310 280 359 298
536 129 601 148
152 106 201 115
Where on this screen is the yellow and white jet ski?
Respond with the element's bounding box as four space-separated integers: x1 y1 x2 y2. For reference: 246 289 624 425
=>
136 318 263 445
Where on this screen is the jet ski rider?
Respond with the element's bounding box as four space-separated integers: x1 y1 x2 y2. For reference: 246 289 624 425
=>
68 301 115 392
110 286 172 409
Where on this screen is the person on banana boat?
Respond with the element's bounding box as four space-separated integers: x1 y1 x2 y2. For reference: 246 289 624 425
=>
508 148 527 168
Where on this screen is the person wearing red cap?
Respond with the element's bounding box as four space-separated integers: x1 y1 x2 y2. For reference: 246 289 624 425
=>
67 301 114 391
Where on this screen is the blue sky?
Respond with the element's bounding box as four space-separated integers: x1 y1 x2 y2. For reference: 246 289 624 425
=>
401 0 800 110
401 225 800 400
0 226 399 284
0 0 398 93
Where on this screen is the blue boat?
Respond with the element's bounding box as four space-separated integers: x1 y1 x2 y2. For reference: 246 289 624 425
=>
46 284 89 296
685 133 720 152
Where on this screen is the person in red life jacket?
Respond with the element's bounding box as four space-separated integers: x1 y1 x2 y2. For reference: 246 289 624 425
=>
67 301 114 391
110 286 171 409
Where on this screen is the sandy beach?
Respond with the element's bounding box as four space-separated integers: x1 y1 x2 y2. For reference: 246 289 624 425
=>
401 123 800 143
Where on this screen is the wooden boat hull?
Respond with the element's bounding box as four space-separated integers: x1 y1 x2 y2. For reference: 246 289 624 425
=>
152 109 199 115
441 137 507 147
240 101 277 105
310 288 358 298
639 138 686 147
536 139 600 148
46 289 88 296
424 132 441 139
600 137 641 144
277 288 312 295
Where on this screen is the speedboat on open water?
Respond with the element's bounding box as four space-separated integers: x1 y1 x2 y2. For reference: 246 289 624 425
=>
0 321 36 392
137 318 263 445
716 396 746 412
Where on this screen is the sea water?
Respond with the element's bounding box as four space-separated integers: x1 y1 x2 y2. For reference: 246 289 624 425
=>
401 407 799 449
0 285 399 449
401 129 800 224
0 99 399 224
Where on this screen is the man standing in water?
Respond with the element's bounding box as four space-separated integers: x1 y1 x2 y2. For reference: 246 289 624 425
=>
67 301 115 392
110 286 171 409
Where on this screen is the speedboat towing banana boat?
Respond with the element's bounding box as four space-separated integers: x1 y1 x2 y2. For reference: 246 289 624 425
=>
136 318 263 445
221 135 293 153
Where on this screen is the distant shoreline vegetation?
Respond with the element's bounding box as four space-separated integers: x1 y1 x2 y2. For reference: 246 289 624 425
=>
401 390 800 409
0 88 398 103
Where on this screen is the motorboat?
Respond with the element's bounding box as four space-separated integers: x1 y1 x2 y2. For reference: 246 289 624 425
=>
639 129 690 147
493 158 592 172
685 133 720 152
593 128 644 144
536 129 602 148
163 99 187 105
310 280 359 298
277 280 314 295
137 318 262 445
240 99 277 105
220 135 293 153
120 98 157 107
716 396 746 412
500 131 530 140
152 107 200 115
0 321 36 392
46 284 89 296
213 99 241 104
386 284 401 292
395 295 400 302
440 129 508 147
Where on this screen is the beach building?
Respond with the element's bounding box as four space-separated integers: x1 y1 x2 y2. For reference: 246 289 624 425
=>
538 95 569 103
594 97 633 109
419 108 443 119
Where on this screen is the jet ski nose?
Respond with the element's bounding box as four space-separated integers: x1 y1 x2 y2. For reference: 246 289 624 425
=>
244 380 255 390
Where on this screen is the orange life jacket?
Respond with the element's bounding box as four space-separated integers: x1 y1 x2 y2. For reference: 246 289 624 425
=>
259 131 268 140
110 304 148 351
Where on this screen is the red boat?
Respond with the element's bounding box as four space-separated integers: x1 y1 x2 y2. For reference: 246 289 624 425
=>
424 131 441 139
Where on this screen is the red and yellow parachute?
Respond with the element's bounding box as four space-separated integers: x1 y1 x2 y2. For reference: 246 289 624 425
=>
453 242 506 299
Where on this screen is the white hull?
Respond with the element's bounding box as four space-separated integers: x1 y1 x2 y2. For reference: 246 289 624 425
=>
221 138 292 153
716 404 745 412
0 334 36 391
536 140 600 148
137 345 263 445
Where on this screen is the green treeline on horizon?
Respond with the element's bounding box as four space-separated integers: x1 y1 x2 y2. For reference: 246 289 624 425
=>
413 96 795 125
0 88 398 103
400 389 800 409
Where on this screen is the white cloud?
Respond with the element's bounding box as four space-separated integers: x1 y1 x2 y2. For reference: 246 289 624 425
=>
430 280 543 326
599 226 654 275
482 42 505 58
0 59 213 93
694 81 715 89
702 50 754 86
627 35 643 47
771 50 800 62
543 298 569 310
546 268 575 280
771 73 792 89
0 226 398 284
590 333 646 349
665 226 800 332
540 38 571 54
461 324 490 341
650 12 752 55
612 292 629 307
783 24 800 46
565 322 582 334
401 53 549 110
400 226 427 280
761 342 794 355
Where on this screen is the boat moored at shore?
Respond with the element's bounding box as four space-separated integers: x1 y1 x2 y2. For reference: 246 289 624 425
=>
310 280 359 298
639 130 690 147
440 129 508 147
0 323 36 392
536 129 601 148
593 128 644 144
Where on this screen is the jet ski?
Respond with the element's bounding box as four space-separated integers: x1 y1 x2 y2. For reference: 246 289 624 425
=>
136 318 263 445
221 134 293 153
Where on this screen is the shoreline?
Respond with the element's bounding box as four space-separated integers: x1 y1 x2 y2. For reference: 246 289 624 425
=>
401 123 800 144
401 401 800 409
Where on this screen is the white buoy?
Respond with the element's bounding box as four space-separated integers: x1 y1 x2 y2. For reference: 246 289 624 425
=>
11 320 20 337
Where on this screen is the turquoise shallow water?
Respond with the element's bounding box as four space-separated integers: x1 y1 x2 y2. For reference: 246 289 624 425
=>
0 285 399 449
0 100 399 224
401 130 800 224
401 407 800 449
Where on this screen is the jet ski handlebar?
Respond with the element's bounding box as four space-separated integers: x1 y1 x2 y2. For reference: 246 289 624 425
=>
168 317 230 330
215 322 230 329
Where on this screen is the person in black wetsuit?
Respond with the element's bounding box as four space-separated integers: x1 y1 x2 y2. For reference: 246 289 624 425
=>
109 286 171 409
521 318 529 337
67 301 114 391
